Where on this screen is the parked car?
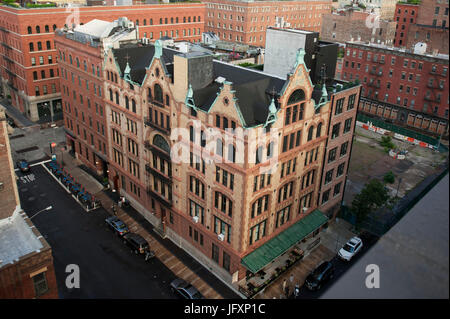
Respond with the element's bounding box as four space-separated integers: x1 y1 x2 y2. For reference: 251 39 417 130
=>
304 261 335 291
170 278 204 299
16 159 30 172
105 216 129 236
338 237 363 261
122 232 150 255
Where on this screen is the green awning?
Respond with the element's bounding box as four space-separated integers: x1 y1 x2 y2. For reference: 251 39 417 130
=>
241 209 328 274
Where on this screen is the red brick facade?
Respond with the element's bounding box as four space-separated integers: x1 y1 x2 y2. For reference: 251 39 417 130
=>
0 3 205 121
342 42 449 136
394 0 449 54
203 0 332 47
393 3 419 47
319 86 360 218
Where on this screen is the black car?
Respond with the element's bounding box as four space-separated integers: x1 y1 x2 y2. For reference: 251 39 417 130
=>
304 261 335 291
105 216 129 236
16 159 30 173
170 278 204 299
122 233 150 255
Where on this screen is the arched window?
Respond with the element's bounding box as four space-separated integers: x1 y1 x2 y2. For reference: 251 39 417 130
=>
27 26 32 34
83 61 87 71
29 43 34 52
69 55 72 64
46 41 51 50
36 26 40 34
150 18 153 25
37 41 42 51
159 18 162 24
287 89 305 105
251 194 270 218
307 125 315 141
115 91 119 105
45 25 49 33
316 123 323 138
109 88 113 101
147 87 152 99
154 83 163 104
183 17 186 23
132 99 136 113
53 24 57 31
153 134 170 153
125 96 129 109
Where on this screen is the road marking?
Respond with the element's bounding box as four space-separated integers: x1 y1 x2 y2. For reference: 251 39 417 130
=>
19 174 36 184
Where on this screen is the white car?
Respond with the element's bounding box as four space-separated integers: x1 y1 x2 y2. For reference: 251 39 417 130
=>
338 237 363 261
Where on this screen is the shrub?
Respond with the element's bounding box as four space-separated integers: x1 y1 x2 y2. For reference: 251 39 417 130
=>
380 136 395 150
384 171 395 184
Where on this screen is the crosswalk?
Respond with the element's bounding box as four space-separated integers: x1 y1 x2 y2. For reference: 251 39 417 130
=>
96 193 223 299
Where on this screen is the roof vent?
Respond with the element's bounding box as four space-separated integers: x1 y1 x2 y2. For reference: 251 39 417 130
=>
215 76 226 84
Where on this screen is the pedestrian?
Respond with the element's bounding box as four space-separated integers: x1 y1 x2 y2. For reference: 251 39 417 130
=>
285 284 290 297
290 274 294 284
282 279 288 297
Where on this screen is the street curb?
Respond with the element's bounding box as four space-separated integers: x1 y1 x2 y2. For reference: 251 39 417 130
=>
40 163 99 213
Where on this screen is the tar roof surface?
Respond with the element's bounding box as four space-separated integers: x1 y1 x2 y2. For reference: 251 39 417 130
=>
192 61 286 127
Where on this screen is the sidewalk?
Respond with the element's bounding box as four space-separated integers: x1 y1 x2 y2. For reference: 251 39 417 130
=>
53 150 239 299
253 245 335 299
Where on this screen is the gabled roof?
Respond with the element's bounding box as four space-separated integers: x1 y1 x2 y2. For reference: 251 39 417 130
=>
191 61 286 127
112 45 177 85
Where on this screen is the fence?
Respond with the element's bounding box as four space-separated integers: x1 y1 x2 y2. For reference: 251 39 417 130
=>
357 113 448 153
339 163 449 236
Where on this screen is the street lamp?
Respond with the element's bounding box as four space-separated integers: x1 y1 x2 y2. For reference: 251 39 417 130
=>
30 206 53 219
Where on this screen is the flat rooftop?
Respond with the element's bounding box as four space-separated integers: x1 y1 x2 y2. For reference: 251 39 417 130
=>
347 41 449 61
321 173 449 299
0 208 44 268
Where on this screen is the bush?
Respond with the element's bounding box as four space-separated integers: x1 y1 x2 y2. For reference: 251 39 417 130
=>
384 171 395 184
380 136 395 150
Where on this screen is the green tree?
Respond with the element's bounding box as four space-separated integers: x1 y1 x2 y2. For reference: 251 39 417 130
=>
351 179 389 227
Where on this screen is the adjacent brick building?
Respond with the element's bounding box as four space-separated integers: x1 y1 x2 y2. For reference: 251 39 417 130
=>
394 0 449 55
203 0 332 47
321 9 396 46
0 2 205 122
393 1 419 47
0 109 58 299
342 41 449 137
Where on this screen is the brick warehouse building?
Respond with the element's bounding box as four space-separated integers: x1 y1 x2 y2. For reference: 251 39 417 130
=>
203 0 332 47
57 17 360 292
0 2 205 122
320 9 397 46
342 41 449 137
393 1 419 47
394 0 449 55
0 109 58 298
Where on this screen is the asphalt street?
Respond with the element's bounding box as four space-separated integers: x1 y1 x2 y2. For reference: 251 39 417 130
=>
17 164 181 299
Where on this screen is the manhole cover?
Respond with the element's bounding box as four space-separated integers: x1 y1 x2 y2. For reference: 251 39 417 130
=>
39 193 46 197
20 188 28 192
28 197 35 201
